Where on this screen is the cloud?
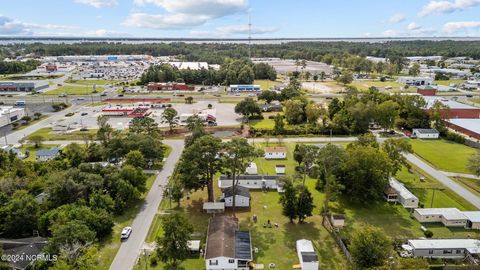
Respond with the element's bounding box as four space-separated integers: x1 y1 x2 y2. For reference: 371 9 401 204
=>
389 14 406 23
0 15 78 36
126 0 248 29
74 0 118 8
418 0 480 17
407 22 421 30
442 21 480 33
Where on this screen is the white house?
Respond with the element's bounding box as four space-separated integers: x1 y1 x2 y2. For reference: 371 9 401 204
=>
245 162 258 175
384 178 419 209
264 147 287 160
461 211 480 230
296 239 319 270
397 76 433 86
221 186 250 208
413 208 468 227
0 146 26 159
35 148 61 161
218 175 280 190
275 165 286 175
412 128 440 139
205 216 252 270
407 239 480 259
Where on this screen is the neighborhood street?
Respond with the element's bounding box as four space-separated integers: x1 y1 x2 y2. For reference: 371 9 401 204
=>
109 140 184 270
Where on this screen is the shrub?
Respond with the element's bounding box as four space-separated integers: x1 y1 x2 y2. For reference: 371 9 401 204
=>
424 230 433 238
445 131 465 144
149 255 158 266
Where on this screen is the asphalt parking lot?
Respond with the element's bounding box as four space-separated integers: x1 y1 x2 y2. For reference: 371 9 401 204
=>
49 100 241 131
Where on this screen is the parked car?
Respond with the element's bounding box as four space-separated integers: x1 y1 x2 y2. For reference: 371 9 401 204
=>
118 94 124 97
79 127 88 131
81 112 88 116
58 93 67 98
121 227 132 239
100 93 107 97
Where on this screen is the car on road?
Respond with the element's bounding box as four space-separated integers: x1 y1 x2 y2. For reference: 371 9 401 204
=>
213 94 221 97
79 127 88 131
118 94 124 97
121 227 132 240
76 97 86 101
100 93 107 97
81 112 88 116
65 112 75 117
58 93 67 98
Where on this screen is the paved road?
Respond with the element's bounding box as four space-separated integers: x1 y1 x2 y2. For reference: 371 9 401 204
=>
109 140 184 270
405 153 480 209
440 171 480 180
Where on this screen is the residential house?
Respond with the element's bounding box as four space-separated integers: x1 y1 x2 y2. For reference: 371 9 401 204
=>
203 202 225 214
264 147 287 160
0 237 48 270
218 175 280 190
220 186 250 208
413 208 468 227
296 239 319 270
384 178 419 209
35 148 61 161
407 239 480 259
205 216 252 270
462 211 480 230
0 145 26 159
412 129 440 139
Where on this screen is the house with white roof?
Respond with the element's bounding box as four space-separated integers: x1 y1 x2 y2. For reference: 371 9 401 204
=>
463 211 480 230
296 239 319 270
413 208 468 227
412 128 440 139
384 178 419 209
264 147 287 160
407 239 480 259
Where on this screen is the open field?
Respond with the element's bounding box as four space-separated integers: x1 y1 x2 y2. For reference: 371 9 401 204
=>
43 85 105 95
434 80 465 86
471 98 480 104
409 139 476 173
254 79 280 90
25 127 98 141
349 80 406 92
68 79 120 85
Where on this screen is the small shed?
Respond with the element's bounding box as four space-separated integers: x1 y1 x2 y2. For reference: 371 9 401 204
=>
275 165 286 175
296 239 319 270
330 214 345 229
264 147 287 160
187 240 201 252
246 162 258 175
221 186 250 208
412 129 439 139
203 202 225 214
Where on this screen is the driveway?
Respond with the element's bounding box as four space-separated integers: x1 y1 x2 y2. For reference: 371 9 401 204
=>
109 140 185 270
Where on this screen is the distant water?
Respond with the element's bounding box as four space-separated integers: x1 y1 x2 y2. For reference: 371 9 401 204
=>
1 37 480 45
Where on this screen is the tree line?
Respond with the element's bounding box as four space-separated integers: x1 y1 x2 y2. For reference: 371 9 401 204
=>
0 59 40 74
139 58 276 85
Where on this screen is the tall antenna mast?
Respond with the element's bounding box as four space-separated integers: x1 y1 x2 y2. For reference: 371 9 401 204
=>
248 13 252 59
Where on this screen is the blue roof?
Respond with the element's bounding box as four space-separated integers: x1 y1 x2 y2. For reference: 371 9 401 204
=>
35 148 60 157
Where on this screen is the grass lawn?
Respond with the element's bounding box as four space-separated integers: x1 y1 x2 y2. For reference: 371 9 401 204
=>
434 80 465 86
43 85 105 95
452 177 480 196
254 80 279 91
68 79 120 85
349 80 406 92
409 139 476 173
471 98 480 104
25 127 98 141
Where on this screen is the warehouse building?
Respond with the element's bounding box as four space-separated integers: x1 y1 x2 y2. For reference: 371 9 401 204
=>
445 119 480 140
229 85 261 92
0 81 49 92
397 76 433 86
424 96 480 119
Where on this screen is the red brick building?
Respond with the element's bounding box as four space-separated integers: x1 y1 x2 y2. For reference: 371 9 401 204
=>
417 86 437 96
146 82 193 91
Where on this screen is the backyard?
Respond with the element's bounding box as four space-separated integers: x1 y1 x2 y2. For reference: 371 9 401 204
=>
409 139 477 173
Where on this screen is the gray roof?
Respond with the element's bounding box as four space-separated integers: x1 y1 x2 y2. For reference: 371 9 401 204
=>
35 148 61 157
223 185 250 198
413 128 439 134
235 231 252 260
1 237 48 270
301 252 319 262
205 216 238 259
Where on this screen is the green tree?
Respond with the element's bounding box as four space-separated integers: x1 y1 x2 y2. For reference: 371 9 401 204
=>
129 117 160 137
184 115 208 147
279 177 298 223
96 115 114 145
48 221 96 263
29 134 45 148
161 107 178 132
468 151 480 176
273 114 285 135
185 96 194 104
62 143 87 167
408 63 421 77
350 224 393 269
305 102 324 125
382 139 413 175
297 185 314 223
235 97 261 122
284 98 307 125
376 100 399 131
156 213 193 267
257 90 278 104
280 77 302 100
222 138 261 216
177 135 223 202
335 70 353 85
125 150 146 169
2 190 39 237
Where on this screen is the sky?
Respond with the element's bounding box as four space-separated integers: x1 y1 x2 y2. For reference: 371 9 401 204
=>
1 0 480 38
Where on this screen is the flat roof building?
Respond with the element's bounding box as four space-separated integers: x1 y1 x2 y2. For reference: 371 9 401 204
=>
0 81 49 92
407 239 480 259
229 85 261 92
445 119 480 140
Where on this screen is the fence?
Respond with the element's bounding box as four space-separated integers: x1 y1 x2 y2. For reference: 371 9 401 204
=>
322 215 353 264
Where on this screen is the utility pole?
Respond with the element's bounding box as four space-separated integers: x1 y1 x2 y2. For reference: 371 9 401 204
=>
248 13 252 59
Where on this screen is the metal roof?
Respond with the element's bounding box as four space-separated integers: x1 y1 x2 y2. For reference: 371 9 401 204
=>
235 231 252 260
222 185 251 198
408 239 480 250
447 119 480 135
412 128 439 134
414 208 467 220
389 178 418 201
462 211 480 223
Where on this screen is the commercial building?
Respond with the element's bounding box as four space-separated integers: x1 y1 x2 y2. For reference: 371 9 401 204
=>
0 106 26 128
397 76 433 86
445 119 480 140
424 96 480 119
384 178 419 209
412 129 440 139
407 239 480 259
146 82 194 91
229 85 261 92
205 216 252 270
416 85 437 96
0 81 49 92
296 239 319 270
